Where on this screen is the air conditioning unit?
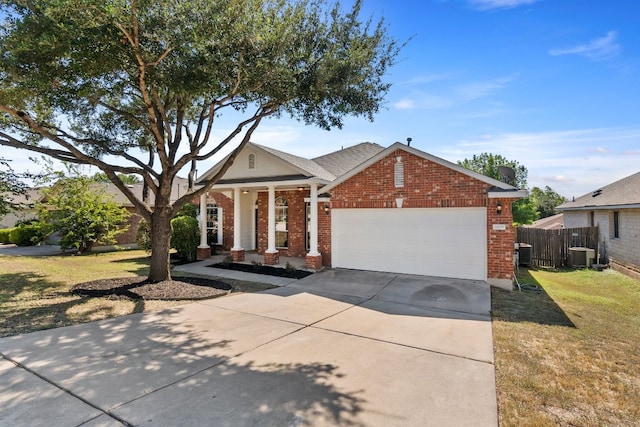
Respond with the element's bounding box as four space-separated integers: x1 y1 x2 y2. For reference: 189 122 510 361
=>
569 247 596 268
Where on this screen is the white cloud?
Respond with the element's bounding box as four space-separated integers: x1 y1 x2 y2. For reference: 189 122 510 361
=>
393 99 416 110
468 0 539 10
549 31 620 61
437 127 640 197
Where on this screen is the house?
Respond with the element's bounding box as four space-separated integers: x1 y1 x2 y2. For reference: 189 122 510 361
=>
557 171 640 278
524 213 564 230
196 141 526 289
0 187 41 228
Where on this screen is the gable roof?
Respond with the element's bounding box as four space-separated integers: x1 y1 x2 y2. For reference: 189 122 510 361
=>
321 141 525 196
253 143 335 181
524 213 564 230
312 142 385 177
557 171 640 211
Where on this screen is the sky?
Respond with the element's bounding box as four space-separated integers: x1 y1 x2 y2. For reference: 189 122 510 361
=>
4 0 640 199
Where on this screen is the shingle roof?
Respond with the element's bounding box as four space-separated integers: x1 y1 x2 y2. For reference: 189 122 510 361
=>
254 143 336 181
312 142 385 178
557 171 640 210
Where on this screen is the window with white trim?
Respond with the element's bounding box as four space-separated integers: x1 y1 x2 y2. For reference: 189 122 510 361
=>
275 197 288 247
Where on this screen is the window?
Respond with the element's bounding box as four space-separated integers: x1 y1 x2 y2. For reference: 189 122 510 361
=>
206 203 222 245
248 153 256 169
590 211 595 227
275 197 288 247
613 211 620 238
394 157 404 188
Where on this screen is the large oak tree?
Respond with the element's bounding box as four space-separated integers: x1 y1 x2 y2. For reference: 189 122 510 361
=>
0 0 401 281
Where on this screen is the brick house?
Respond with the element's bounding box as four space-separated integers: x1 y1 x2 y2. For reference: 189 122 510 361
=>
557 171 640 279
197 142 525 289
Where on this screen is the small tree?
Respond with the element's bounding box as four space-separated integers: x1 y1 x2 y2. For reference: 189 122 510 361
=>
39 175 130 254
170 215 199 262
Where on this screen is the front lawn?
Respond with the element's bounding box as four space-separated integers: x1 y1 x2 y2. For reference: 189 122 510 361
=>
492 267 640 426
0 249 273 337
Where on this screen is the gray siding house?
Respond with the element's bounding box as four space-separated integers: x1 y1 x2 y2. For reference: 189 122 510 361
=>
557 172 640 277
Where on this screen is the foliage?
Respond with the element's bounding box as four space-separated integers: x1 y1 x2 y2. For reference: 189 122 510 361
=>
8 222 46 246
529 186 567 219
0 0 402 281
39 175 130 254
458 153 527 189
0 227 13 243
0 157 28 218
458 152 536 224
135 219 152 253
170 216 199 262
176 203 198 218
93 172 141 185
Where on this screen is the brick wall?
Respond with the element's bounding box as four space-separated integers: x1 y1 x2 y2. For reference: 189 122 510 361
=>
329 148 515 283
114 208 142 245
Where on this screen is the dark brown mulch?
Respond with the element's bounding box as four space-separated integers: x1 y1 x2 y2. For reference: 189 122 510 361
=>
70 276 232 300
210 262 313 279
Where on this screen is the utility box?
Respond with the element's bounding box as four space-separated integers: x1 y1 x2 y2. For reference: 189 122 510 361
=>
516 243 532 266
569 247 596 268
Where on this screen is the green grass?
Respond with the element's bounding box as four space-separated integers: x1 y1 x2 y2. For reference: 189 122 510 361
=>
492 267 640 426
0 249 273 337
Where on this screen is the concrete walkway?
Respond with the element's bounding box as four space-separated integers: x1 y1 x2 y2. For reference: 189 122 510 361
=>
0 269 497 427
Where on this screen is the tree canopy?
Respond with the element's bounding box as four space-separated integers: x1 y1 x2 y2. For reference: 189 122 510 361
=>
458 152 536 224
530 186 567 219
0 0 402 280
0 157 27 218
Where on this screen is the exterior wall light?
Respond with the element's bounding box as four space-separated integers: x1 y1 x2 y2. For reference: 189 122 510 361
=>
323 204 330 214
496 201 503 215
242 189 249 195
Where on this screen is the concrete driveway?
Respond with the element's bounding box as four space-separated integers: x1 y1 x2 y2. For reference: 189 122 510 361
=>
0 269 497 427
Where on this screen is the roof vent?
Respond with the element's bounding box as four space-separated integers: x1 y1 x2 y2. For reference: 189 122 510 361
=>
592 189 602 197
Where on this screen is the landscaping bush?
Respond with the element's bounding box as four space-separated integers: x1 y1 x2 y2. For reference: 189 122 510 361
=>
0 228 14 244
170 215 199 262
9 224 41 246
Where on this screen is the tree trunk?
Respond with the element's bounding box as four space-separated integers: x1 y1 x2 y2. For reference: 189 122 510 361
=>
148 207 173 282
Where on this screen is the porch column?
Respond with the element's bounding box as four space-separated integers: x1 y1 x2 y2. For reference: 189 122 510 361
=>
306 183 322 270
264 185 279 265
196 193 211 260
231 187 244 262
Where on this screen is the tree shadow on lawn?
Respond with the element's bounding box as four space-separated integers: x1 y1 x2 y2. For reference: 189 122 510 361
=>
0 271 146 337
491 268 575 327
0 306 366 426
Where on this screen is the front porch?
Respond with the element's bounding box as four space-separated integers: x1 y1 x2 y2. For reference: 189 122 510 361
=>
196 180 330 270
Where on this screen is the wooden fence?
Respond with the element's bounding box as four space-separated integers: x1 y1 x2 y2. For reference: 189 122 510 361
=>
515 226 600 268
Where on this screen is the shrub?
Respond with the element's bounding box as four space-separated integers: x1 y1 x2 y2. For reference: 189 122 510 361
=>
135 219 152 253
170 215 199 262
9 224 42 246
0 228 14 244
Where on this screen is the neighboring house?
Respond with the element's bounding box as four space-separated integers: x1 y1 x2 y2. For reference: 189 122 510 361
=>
196 141 526 289
525 213 564 230
557 171 640 276
0 188 42 228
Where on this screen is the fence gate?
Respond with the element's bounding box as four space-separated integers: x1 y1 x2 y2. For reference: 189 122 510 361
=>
515 226 599 268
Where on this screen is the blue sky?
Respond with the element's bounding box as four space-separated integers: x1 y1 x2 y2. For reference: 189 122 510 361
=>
5 0 640 198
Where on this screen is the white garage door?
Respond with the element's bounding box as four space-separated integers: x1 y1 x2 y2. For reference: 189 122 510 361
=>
332 208 487 280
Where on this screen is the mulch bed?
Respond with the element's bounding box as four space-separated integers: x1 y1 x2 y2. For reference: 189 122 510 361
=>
71 276 232 300
209 262 313 279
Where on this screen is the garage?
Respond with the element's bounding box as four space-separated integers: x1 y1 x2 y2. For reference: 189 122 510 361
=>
331 207 487 280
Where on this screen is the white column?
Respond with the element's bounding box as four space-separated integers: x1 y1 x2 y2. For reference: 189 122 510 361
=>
266 185 277 253
308 183 320 256
198 193 208 249
232 187 243 250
